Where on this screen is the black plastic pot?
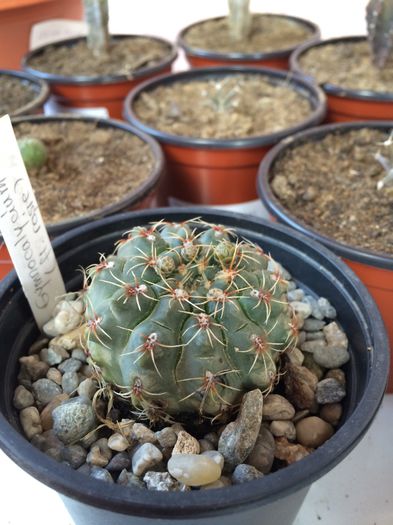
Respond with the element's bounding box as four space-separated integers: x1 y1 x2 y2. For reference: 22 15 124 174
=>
22 35 178 119
290 36 393 122
178 13 320 70
257 120 393 392
0 208 388 525
0 69 49 117
124 67 326 206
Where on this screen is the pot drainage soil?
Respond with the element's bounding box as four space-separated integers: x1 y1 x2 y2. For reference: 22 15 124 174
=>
270 128 393 255
183 15 313 55
0 74 37 116
298 40 393 93
13 221 349 491
14 120 154 224
133 74 313 139
27 37 173 77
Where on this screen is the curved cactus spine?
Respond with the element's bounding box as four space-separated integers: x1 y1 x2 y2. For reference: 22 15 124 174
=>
83 219 297 422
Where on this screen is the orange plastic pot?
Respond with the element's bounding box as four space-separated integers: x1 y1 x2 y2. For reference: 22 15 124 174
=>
124 67 326 206
0 114 166 281
178 14 320 71
0 69 49 116
290 36 393 123
22 35 178 119
257 121 393 392
0 0 83 70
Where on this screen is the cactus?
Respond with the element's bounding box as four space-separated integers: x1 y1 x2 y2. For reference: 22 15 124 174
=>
367 0 393 68
83 219 297 422
17 137 47 170
83 0 109 57
228 0 252 42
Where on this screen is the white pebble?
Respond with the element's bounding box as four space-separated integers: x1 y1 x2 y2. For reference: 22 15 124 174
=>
108 433 130 452
167 453 222 486
132 443 163 476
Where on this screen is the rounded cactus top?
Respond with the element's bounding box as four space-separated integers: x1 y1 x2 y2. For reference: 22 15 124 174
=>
83 218 297 422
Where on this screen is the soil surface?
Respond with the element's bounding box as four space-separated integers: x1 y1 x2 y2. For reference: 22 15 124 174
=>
27 37 172 77
183 14 313 54
299 40 393 93
15 121 155 224
270 128 393 256
0 74 37 116
133 75 313 140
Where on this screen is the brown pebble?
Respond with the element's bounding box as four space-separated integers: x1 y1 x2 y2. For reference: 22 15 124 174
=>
319 403 343 426
270 420 296 441
40 393 70 431
263 394 295 421
172 430 200 455
325 368 346 385
296 416 334 448
274 437 311 464
284 363 318 410
46 367 63 385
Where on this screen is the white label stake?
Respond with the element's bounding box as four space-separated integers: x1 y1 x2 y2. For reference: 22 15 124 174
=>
0 115 66 328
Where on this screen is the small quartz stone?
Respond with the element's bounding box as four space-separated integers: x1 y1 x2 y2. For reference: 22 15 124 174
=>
20 406 42 440
13 385 34 410
77 378 97 399
52 396 96 444
318 297 337 319
172 431 200 455
245 427 275 474
304 296 324 320
155 427 177 449
71 348 87 362
131 423 157 444
232 464 263 484
296 417 334 448
46 367 63 385
108 433 130 452
290 301 312 320
316 378 346 404
143 471 180 491
32 378 62 406
263 394 295 421
51 325 85 350
168 453 222 486
40 346 69 366
301 339 327 354
319 403 343 426
62 371 81 394
303 319 325 332
325 368 346 384
117 469 145 488
305 331 326 341
40 393 69 431
58 358 82 374
89 466 114 483
270 420 296 441
287 288 305 302
202 450 224 470
132 443 163 476
313 346 350 369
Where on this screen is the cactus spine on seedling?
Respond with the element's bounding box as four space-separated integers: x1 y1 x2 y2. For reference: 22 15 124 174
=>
83 218 297 422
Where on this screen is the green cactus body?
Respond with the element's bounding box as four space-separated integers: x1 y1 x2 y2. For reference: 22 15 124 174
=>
83 219 297 420
17 137 47 170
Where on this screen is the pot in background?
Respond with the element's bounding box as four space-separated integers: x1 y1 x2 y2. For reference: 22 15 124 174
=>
0 208 388 525
124 67 326 207
22 35 178 119
257 120 393 391
290 36 393 122
0 114 166 280
178 13 320 70
0 69 49 117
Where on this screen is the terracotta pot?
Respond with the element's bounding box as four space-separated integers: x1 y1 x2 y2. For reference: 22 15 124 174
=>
290 36 393 122
124 67 326 207
0 0 83 70
22 35 178 119
257 120 393 392
0 69 49 117
178 14 320 70
0 114 166 280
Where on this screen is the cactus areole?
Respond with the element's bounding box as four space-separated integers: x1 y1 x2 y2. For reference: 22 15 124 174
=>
83 219 297 421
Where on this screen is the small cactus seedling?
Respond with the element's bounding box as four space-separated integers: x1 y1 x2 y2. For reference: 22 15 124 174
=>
374 130 393 190
367 0 393 68
82 219 297 422
17 137 47 170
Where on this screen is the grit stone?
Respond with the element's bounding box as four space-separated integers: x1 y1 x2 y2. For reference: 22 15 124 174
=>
52 396 96 444
314 345 350 369
40 393 69 431
40 346 69 366
270 420 296 441
173 430 200 455
117 469 145 488
155 427 177 449
106 452 131 472
19 355 49 381
274 437 311 464
19 406 43 440
89 466 114 484
77 378 97 399
108 433 130 452
32 378 62 406
62 444 87 469
58 358 83 374
168 453 222 486
13 385 34 410
232 464 263 484
245 426 275 474
262 394 295 421
132 443 163 476
284 363 318 410
131 423 157 444
46 367 63 385
316 378 346 404
319 403 343 426
303 319 325 332
62 371 81 394
296 416 334 448
143 471 180 491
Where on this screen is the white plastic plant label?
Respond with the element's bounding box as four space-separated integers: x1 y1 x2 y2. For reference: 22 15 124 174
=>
168 196 270 218
29 19 87 50
44 97 109 119
0 115 66 328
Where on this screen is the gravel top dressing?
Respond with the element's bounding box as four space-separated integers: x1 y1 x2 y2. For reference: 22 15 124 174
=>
270 128 393 256
299 40 393 93
0 74 37 116
183 14 313 55
27 37 172 77
14 121 154 224
133 74 313 140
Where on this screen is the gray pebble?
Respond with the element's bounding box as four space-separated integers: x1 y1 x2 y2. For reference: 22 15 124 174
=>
40 347 68 366
305 331 326 341
89 466 114 484
106 452 131 472
77 463 91 475
132 443 163 476
287 348 305 366
203 432 219 448
77 378 97 399
287 281 296 291
287 288 305 302
46 367 63 385
263 394 295 421
62 445 87 469
32 378 62 406
232 464 263 484
323 322 348 350
298 331 307 344
13 385 34 410
313 346 350 369
71 348 87 362
304 296 324 320
117 469 145 489
62 371 81 394
246 427 275 474
302 353 325 380
29 338 49 355
316 378 346 404
131 423 157 444
290 301 312 320
155 427 177 449
199 439 215 452
19 355 49 381
303 319 326 332
318 297 337 319
58 358 82 374
143 471 180 491
52 396 96 444
301 339 327 354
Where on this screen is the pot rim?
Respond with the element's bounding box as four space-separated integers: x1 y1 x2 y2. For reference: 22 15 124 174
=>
0 207 388 519
0 68 50 116
124 66 327 149
290 35 393 102
22 34 178 86
10 114 165 236
177 13 320 62
257 120 393 269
